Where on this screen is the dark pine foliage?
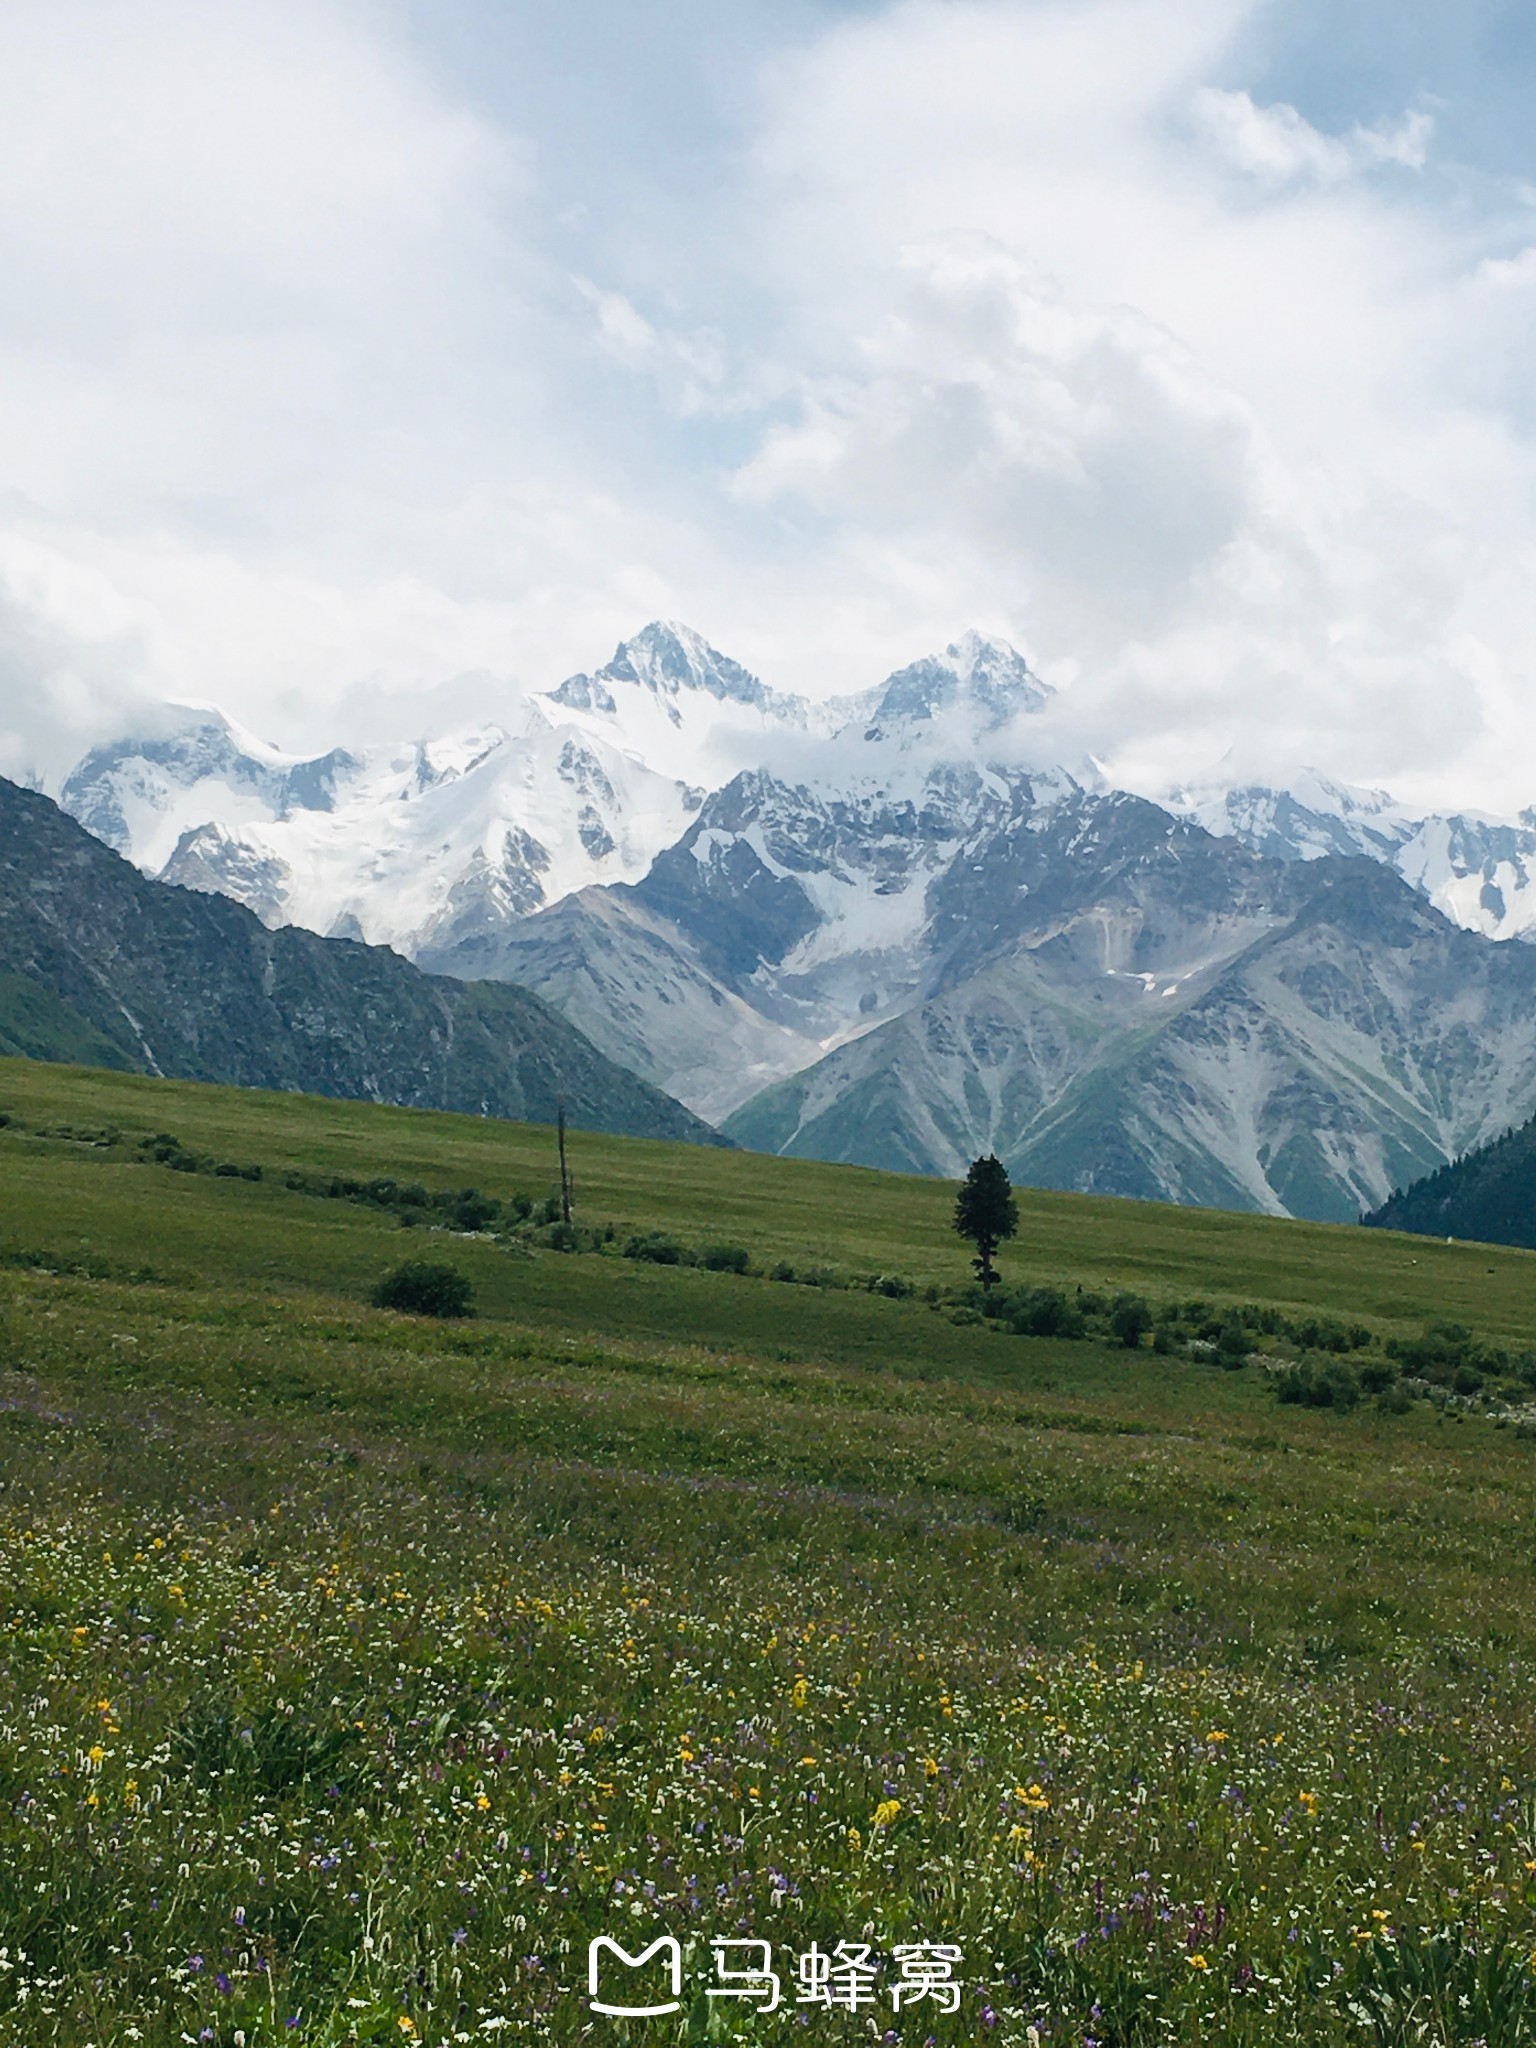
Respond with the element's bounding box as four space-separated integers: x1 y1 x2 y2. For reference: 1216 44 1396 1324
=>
1363 1114 1536 1251
953 1154 1019 1290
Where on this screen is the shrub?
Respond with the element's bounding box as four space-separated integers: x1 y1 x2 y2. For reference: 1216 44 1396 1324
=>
867 1272 914 1298
1216 1321 1250 1368
795 1265 839 1289
769 1261 796 1283
1290 1316 1353 1354
1007 1286 1085 1340
1387 1323 1507 1385
1359 1360 1397 1395
699 1244 750 1273
452 1190 499 1233
1110 1293 1154 1350
370 1262 475 1319
1275 1360 1360 1410
623 1233 689 1265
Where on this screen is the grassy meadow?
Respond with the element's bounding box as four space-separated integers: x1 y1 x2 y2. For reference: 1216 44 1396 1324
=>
1 1055 1536 2044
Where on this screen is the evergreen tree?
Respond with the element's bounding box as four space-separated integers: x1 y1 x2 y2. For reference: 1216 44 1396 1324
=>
953 1154 1019 1289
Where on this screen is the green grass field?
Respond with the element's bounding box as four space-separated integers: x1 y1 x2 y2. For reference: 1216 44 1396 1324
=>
2 1055 1536 2045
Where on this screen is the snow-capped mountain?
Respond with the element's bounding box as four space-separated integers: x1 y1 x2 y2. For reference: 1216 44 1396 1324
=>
62 698 698 954
861 629 1053 742
56 622 1057 963
420 760 1075 1122
51 618 1536 1219
1169 767 1536 943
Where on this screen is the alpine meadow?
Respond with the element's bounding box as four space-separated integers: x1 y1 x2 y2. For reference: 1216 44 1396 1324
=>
3 1057 1536 2044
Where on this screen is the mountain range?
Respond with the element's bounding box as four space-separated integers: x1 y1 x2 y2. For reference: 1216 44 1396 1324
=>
46 621 1536 1220
0 776 718 1147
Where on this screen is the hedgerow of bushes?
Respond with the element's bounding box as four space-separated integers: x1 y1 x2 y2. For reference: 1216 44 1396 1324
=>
20 1118 1536 1423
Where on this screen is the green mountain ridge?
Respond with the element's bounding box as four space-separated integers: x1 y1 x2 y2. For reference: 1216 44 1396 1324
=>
0 775 720 1146
1364 1109 1536 1249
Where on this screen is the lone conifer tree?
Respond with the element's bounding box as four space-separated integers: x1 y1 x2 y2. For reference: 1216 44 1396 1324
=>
953 1153 1018 1289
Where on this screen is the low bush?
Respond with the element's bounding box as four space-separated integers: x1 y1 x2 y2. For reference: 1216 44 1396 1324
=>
1006 1286 1086 1340
624 1233 689 1265
370 1261 476 1319
452 1190 499 1233
1110 1293 1155 1350
1215 1321 1250 1368
1275 1359 1360 1410
699 1244 751 1273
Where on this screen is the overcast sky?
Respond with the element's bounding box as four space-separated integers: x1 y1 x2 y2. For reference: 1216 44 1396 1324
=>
4 0 1536 810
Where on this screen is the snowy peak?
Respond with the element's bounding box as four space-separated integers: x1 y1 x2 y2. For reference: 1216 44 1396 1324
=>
1169 766 1412 865
862 633 1052 743
604 621 773 711
1167 766 1536 944
549 621 789 727
59 706 359 866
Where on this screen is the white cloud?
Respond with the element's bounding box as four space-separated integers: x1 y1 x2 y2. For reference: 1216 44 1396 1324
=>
0 0 1535 818
719 0 1536 809
1190 88 1433 185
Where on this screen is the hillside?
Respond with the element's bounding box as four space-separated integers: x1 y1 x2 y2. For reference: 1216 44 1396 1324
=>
1 1058 1536 2042
0 776 717 1146
1364 1107 1536 1248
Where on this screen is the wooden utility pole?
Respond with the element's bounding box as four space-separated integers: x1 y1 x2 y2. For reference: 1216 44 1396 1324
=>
557 1101 573 1225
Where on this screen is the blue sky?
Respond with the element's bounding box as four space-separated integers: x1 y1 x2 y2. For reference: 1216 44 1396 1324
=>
3 0 1536 810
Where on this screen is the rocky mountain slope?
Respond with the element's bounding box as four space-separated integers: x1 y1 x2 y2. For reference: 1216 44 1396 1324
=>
725 800 1536 1219
0 777 719 1145
1363 1111 1536 1250
418 758 1067 1123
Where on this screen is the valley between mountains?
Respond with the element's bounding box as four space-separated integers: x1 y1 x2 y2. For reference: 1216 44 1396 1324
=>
44 621 1536 1222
